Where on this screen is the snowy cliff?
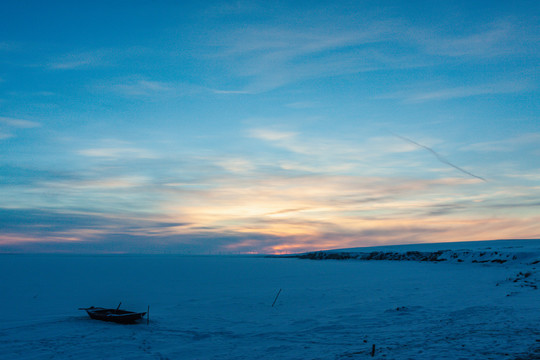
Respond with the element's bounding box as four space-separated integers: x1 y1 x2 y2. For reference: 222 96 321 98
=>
287 239 540 265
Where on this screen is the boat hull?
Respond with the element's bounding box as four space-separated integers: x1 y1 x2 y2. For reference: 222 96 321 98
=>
83 307 146 324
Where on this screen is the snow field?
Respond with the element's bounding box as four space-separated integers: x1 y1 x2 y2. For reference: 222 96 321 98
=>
0 242 538 359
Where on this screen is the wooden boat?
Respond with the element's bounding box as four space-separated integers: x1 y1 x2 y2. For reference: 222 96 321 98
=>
80 304 147 324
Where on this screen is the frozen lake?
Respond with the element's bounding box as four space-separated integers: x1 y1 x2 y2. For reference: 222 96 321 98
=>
0 253 538 359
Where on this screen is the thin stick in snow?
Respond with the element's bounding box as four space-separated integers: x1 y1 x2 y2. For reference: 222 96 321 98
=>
272 289 282 307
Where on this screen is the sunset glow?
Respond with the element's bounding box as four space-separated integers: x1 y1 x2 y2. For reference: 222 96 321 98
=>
1 1 539 253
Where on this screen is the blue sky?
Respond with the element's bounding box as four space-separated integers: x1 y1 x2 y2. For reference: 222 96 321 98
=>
1 0 539 253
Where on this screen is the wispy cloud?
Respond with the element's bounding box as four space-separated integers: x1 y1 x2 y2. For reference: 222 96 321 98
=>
0 117 41 140
1 149 537 253
462 133 540 152
0 116 41 128
46 46 157 70
95 76 201 98
247 128 297 141
76 138 159 161
285 101 319 109
115 79 173 96
154 170 539 253
78 146 157 160
215 157 256 174
0 208 188 250
205 21 402 92
247 126 417 162
0 233 82 246
413 20 528 58
245 127 441 180
378 81 531 103
44 176 151 190
247 127 327 156
211 89 252 95
202 14 534 93
48 50 111 69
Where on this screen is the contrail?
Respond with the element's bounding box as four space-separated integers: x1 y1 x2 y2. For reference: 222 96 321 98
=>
393 133 487 182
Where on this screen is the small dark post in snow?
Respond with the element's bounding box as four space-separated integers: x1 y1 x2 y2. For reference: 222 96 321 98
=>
371 344 376 357
147 305 150 325
272 289 282 307
116 302 122 313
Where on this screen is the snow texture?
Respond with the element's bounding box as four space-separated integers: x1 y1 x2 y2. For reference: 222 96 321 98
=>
0 239 539 359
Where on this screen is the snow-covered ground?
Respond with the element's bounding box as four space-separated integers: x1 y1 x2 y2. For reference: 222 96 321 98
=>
1 239 539 359
292 239 540 267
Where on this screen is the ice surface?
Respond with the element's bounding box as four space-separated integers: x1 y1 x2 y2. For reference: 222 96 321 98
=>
0 240 539 359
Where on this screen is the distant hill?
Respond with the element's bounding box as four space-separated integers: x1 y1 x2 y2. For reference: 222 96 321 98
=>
280 239 540 265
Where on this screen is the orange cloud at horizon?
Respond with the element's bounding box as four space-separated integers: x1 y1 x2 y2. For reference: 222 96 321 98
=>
2 169 539 254
123 171 536 253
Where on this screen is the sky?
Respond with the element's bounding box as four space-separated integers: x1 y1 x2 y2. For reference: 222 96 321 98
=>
0 0 539 254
